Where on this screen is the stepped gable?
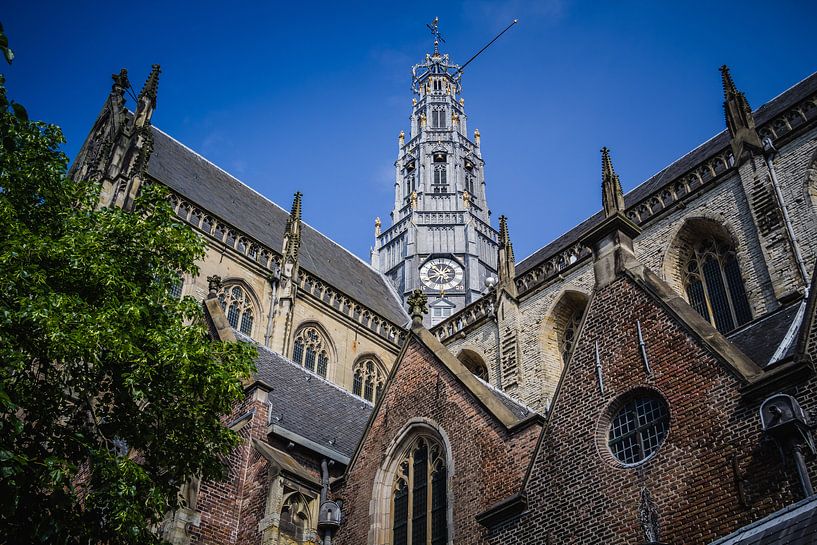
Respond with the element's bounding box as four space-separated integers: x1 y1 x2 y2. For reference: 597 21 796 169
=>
242 335 373 459
147 128 409 327
517 70 817 276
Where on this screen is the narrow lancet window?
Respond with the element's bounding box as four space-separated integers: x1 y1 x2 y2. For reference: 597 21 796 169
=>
390 436 448 545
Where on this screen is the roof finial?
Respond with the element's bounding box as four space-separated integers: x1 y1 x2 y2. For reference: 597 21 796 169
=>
498 215 514 263
601 147 625 217
426 16 445 55
719 65 761 162
134 64 161 129
138 64 161 104
206 275 222 299
720 64 737 100
289 190 303 221
111 68 129 99
283 191 303 269
407 289 428 326
497 215 517 297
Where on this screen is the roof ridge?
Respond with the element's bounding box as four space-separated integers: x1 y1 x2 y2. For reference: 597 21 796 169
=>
151 126 407 326
517 70 817 272
753 70 817 116
153 126 393 280
236 332 375 407
152 126 293 218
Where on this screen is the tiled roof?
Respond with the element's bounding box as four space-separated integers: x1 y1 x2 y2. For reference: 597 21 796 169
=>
240 334 373 459
147 128 409 327
709 495 817 545
517 71 817 276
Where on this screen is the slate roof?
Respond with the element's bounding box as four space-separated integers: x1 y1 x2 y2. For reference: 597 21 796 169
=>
240 334 373 459
727 302 803 367
147 128 409 327
517 70 817 276
709 495 817 545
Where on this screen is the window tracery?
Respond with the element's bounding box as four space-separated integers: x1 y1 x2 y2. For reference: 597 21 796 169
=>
682 238 752 332
352 357 386 403
391 437 448 545
217 283 255 335
560 310 583 364
292 325 330 378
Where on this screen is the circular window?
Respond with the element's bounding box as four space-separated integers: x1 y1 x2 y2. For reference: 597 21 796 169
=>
607 394 669 465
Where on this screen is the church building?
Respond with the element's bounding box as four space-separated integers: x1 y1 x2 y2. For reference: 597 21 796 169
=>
70 29 817 545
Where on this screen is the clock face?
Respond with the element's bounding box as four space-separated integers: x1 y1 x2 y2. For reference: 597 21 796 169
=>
419 258 464 291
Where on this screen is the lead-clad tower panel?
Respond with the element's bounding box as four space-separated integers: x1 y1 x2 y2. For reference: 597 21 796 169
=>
373 39 499 326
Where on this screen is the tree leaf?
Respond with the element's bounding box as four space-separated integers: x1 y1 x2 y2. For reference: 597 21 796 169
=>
11 101 27 120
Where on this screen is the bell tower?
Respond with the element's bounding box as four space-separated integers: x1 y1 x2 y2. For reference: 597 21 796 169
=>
372 23 499 326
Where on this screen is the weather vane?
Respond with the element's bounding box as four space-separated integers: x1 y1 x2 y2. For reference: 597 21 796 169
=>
426 16 446 44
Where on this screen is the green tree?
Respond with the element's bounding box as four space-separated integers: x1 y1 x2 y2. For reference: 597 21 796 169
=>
0 24 256 544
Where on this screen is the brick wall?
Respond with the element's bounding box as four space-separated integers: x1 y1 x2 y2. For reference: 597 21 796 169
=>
191 390 270 545
335 339 541 545
486 274 817 545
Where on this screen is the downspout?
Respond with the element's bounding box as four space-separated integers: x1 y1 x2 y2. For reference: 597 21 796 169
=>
762 137 811 295
320 459 329 505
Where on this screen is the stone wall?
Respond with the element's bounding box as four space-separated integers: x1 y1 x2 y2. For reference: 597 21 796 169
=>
179 236 402 398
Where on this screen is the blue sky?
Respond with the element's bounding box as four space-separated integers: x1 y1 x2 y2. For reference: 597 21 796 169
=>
3 1 815 263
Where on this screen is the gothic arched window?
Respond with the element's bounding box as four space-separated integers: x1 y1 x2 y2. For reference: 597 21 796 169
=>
433 165 447 193
545 291 588 368
560 309 583 364
292 325 330 378
457 349 488 381
432 152 447 193
683 238 752 333
352 357 386 403
392 437 448 545
169 275 183 299
217 283 255 335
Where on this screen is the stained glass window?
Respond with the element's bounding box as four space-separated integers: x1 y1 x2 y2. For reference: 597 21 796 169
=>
392 438 447 545
217 283 256 336
560 309 583 364
292 325 330 378
352 358 386 403
683 238 752 333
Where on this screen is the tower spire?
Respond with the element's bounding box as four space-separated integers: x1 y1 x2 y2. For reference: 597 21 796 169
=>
719 65 761 162
601 147 625 217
